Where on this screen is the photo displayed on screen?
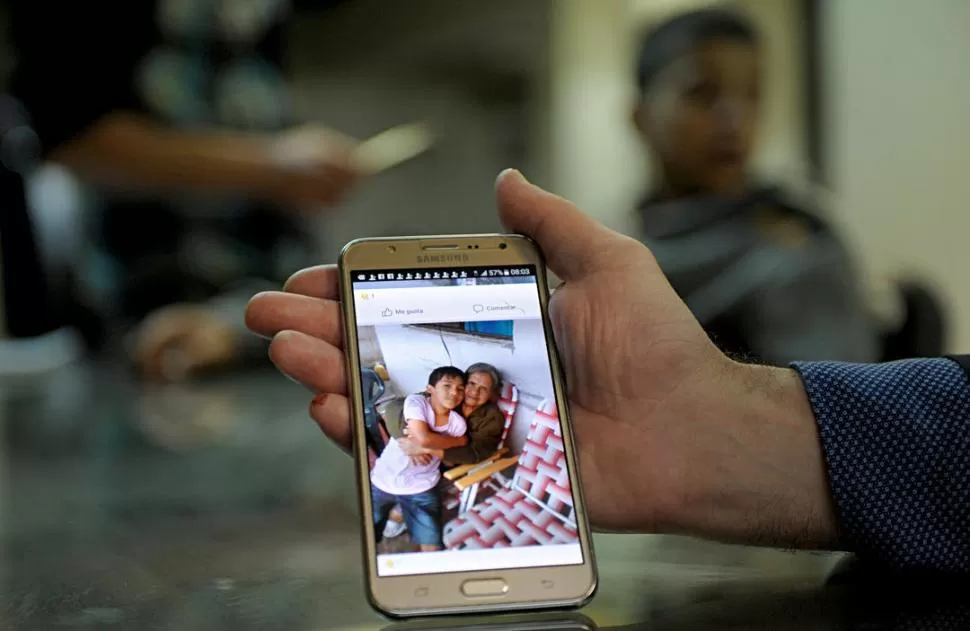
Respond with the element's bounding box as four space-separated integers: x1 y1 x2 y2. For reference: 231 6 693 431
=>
351 266 583 577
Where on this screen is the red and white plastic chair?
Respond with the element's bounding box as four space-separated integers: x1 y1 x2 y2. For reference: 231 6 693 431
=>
442 381 519 513
442 398 578 549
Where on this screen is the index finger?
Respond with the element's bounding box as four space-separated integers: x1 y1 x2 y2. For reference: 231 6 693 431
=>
283 265 340 299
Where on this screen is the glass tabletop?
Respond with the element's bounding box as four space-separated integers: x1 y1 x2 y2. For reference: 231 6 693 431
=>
0 364 963 630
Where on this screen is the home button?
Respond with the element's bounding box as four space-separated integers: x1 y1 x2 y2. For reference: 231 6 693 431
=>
460 579 509 597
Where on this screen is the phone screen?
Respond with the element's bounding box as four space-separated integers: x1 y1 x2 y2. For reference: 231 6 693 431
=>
349 264 584 578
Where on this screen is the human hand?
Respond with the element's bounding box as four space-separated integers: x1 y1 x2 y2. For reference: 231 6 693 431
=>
397 436 425 457
133 304 239 382
411 454 434 467
246 170 837 549
266 124 362 209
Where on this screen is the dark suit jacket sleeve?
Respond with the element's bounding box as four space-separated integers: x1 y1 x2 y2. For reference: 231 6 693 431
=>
791 357 970 572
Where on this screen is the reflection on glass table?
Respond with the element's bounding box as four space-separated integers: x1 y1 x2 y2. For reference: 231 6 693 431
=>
2 363 968 630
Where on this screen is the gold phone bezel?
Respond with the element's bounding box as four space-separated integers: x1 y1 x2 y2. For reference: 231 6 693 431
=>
338 234 597 617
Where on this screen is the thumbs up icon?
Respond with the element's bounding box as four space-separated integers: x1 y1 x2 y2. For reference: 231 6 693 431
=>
381 307 393 318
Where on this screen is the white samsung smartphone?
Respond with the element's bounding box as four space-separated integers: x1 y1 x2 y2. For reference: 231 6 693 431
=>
339 234 597 618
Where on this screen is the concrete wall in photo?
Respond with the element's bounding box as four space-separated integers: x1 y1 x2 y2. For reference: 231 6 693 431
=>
374 320 555 454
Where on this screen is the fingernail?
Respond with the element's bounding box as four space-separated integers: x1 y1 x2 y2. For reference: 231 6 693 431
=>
279 371 303 387
496 168 525 186
312 393 328 408
267 342 299 385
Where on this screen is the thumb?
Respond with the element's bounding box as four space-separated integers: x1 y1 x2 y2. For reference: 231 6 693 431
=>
495 169 620 281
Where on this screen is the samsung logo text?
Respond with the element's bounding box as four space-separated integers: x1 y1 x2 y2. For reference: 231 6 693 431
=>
416 254 470 264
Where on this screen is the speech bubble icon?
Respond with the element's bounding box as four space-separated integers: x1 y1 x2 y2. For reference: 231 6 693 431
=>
472 304 484 313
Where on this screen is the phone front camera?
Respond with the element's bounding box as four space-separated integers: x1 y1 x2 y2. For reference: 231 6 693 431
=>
499 243 507 250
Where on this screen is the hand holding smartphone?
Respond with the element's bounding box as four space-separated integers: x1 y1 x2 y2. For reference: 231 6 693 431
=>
339 234 596 617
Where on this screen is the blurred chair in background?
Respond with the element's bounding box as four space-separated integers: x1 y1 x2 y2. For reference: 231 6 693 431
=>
7 1 362 380
880 279 948 361
361 364 394 462
631 8 880 366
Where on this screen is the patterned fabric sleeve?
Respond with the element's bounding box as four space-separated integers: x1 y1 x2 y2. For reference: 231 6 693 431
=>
791 358 970 572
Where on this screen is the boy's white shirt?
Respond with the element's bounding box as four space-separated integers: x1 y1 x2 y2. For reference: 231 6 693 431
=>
370 393 466 496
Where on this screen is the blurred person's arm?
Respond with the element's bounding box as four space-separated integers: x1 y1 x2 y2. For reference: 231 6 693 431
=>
9 4 357 209
50 113 359 208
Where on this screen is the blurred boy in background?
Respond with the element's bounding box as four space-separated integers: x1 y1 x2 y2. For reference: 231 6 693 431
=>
632 8 878 365
7 1 361 379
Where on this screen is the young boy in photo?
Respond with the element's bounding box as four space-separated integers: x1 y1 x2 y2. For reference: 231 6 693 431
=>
371 366 469 552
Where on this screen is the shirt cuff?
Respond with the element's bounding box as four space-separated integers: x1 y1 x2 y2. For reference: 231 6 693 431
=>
791 358 970 573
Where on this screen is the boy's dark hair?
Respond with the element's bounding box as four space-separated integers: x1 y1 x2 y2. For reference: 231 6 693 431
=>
635 8 760 95
427 366 466 387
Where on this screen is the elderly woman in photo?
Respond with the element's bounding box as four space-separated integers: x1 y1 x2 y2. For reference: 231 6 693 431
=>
398 362 505 465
